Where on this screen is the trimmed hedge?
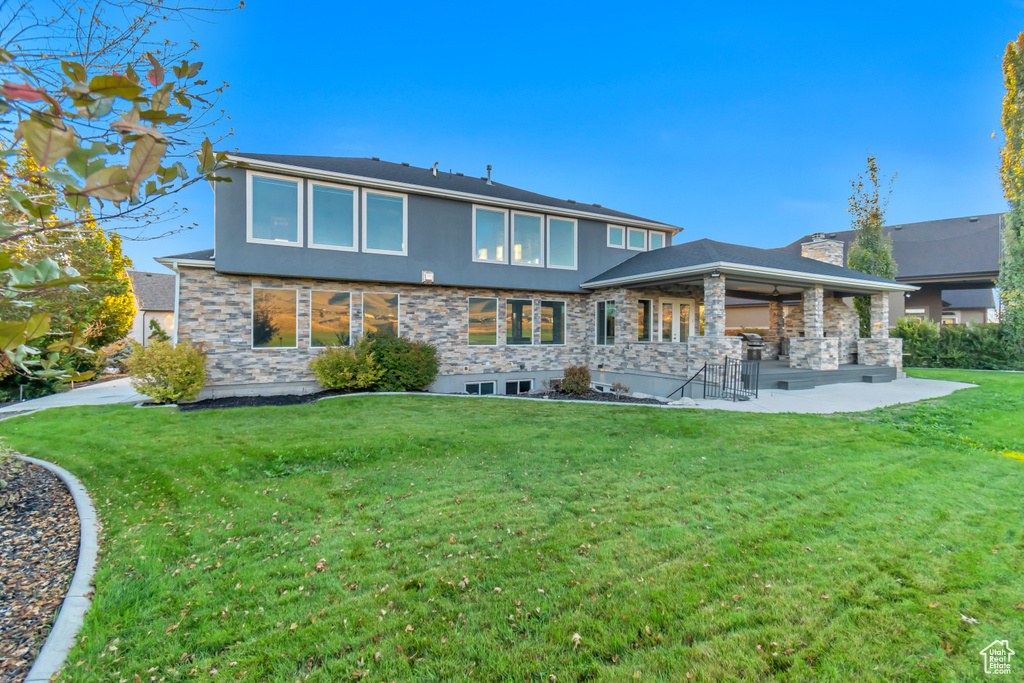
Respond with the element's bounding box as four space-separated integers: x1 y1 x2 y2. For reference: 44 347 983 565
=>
309 333 439 392
892 318 1021 369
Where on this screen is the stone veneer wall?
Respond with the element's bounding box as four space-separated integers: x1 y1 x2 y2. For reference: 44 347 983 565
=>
790 337 840 371
800 239 844 267
177 268 726 390
857 338 903 371
784 296 859 363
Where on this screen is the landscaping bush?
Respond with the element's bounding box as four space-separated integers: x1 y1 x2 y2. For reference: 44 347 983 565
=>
893 318 1021 369
96 339 133 374
561 364 591 394
309 337 381 391
365 333 439 392
127 340 208 403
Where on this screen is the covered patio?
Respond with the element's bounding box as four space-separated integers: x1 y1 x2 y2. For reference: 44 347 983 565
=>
583 237 918 384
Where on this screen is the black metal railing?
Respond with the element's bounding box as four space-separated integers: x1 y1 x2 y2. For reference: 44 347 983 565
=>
671 358 760 402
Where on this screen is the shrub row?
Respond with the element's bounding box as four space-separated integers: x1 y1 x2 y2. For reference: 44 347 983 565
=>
892 318 1022 370
310 333 439 392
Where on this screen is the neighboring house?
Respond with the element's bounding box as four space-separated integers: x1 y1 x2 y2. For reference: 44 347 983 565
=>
156 155 913 399
728 214 1001 330
127 270 175 346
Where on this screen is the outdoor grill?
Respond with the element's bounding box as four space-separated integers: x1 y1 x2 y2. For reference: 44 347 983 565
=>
737 332 765 361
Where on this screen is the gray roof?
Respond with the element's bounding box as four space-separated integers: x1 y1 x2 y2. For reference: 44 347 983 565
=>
943 289 996 310
160 248 215 262
128 270 175 311
234 153 678 230
780 214 1003 280
583 238 904 287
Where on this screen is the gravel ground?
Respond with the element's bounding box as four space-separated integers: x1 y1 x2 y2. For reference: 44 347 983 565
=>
0 456 79 683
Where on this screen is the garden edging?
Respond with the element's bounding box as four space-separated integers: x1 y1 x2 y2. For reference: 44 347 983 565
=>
16 454 100 683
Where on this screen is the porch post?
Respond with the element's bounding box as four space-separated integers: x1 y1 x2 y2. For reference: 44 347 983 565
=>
803 284 824 338
766 298 784 341
702 273 725 337
870 292 890 339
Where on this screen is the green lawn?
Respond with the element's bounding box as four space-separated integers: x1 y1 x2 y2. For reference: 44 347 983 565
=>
1 369 1022 681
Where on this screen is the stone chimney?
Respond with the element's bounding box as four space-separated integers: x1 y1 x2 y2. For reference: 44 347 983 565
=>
800 233 845 267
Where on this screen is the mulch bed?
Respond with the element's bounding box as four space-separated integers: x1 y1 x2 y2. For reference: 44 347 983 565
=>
529 390 668 405
0 456 80 683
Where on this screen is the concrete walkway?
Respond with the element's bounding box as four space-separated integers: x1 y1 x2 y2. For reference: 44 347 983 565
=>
0 377 143 416
694 376 976 414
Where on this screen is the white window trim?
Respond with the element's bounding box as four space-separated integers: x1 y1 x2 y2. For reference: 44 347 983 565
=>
607 225 626 249
637 298 653 342
649 231 666 250
362 292 401 336
506 298 534 346
540 299 568 346
627 227 647 251
467 296 499 346
307 181 358 252
251 286 299 350
309 289 352 348
472 205 509 264
510 210 545 267
546 217 578 271
246 170 303 247
361 189 408 256
466 381 496 395
595 300 615 346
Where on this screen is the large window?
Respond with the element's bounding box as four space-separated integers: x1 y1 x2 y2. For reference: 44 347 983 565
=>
511 212 543 266
474 207 507 263
637 299 652 342
627 227 647 251
310 291 351 347
506 299 532 345
363 292 400 336
468 297 498 346
540 300 566 345
608 225 625 248
466 381 495 395
252 288 297 348
547 218 577 269
596 301 615 346
362 190 407 255
309 183 357 250
248 173 302 245
649 232 666 250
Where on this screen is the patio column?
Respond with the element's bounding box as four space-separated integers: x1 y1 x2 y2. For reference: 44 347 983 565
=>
803 284 824 338
870 292 890 339
702 273 725 337
766 297 784 341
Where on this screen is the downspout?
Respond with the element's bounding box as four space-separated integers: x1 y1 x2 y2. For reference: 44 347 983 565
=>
172 260 180 345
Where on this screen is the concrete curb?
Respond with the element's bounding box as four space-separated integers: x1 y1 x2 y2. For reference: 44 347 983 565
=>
314 391 696 409
17 455 100 683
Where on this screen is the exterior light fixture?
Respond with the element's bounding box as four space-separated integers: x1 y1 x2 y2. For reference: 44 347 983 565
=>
710 270 721 278
771 286 780 297
421 270 434 284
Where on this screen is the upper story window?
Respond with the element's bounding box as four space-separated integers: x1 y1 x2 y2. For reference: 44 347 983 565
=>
627 227 647 251
547 218 577 270
248 173 302 246
308 182 357 251
608 225 625 248
473 207 507 263
649 232 666 250
511 212 543 266
362 190 407 255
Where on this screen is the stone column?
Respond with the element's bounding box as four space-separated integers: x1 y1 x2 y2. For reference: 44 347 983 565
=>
702 273 725 337
870 292 890 339
803 284 824 338
766 298 785 341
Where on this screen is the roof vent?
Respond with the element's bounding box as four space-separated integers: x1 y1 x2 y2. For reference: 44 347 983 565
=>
827 233 837 238
893 225 903 230
593 203 602 208
371 156 380 161
811 232 826 241
969 216 979 222
568 199 577 204
456 172 464 177
486 164 493 186
401 162 410 167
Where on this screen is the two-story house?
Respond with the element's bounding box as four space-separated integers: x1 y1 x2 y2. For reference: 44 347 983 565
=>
157 155 915 399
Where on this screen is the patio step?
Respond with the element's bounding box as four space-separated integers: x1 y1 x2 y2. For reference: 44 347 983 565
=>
777 379 818 391
756 362 897 391
861 373 894 383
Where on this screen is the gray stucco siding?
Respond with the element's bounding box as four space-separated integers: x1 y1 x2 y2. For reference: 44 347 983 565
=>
214 167 645 293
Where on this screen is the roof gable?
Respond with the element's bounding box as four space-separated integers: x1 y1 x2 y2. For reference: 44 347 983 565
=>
128 270 175 311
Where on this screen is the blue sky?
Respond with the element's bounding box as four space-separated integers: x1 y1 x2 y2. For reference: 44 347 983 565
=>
128 1 1022 270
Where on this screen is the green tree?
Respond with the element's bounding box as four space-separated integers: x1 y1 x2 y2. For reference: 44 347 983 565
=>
0 0 236 380
846 155 899 337
998 32 1024 361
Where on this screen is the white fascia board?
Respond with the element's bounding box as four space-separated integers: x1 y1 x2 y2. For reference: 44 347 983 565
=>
229 155 681 233
581 261 920 292
154 257 215 270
